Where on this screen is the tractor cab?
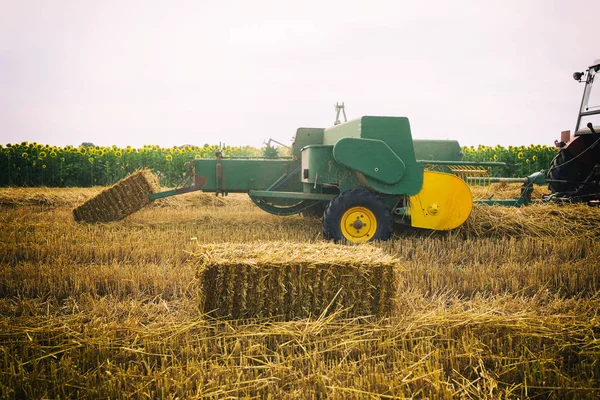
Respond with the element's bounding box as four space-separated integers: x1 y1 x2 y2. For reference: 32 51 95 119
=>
574 58 600 135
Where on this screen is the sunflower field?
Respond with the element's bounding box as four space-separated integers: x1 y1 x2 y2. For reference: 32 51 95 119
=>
0 142 558 187
461 144 558 177
0 142 263 187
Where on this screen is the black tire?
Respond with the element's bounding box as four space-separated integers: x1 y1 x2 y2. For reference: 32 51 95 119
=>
548 149 591 193
323 189 394 243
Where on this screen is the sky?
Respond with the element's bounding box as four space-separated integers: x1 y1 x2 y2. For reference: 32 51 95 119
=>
0 0 598 149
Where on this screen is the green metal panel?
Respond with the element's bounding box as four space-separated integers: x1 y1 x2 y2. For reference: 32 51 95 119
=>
301 145 339 184
291 128 324 160
300 145 361 191
358 116 423 195
315 116 425 195
413 140 463 161
333 138 406 184
194 158 301 193
323 118 362 145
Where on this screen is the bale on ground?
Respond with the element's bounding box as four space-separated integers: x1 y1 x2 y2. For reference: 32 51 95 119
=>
195 242 401 320
73 169 160 223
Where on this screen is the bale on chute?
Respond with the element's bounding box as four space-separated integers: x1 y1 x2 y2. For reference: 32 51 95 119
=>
73 169 160 223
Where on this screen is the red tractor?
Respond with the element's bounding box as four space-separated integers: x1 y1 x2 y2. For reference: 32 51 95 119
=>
547 59 600 204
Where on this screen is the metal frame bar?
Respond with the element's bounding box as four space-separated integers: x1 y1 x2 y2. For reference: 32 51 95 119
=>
149 185 204 201
248 190 336 201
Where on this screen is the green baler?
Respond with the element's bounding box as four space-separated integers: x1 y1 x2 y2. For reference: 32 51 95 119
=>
150 116 503 243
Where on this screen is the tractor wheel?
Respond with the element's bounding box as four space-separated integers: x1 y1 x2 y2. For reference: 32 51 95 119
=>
547 149 590 193
323 189 394 243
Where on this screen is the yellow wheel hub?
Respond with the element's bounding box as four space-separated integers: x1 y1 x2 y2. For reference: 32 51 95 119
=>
341 206 377 242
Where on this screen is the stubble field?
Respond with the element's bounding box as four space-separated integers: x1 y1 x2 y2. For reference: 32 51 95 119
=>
0 185 599 399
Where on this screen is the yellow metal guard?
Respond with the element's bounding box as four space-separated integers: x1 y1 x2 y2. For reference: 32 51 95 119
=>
409 171 473 230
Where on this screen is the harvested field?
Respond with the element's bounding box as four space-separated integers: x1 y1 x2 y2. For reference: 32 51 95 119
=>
0 185 599 399
459 202 600 238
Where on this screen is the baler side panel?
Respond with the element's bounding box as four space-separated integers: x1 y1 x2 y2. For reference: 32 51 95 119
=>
413 140 463 161
195 159 302 193
322 118 363 145
292 128 325 160
300 145 363 191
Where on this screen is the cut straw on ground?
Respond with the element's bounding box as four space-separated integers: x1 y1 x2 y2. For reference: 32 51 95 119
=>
458 203 600 238
1 186 600 399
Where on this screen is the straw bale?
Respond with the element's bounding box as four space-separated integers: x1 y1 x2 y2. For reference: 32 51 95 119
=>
195 242 401 320
73 169 160 223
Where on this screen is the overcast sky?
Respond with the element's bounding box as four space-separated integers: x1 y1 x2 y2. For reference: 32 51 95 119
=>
0 0 598 149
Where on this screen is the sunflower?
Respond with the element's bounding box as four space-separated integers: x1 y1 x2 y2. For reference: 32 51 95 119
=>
22 152 28 159
42 164 47 169
39 151 47 159
50 151 57 158
165 154 173 161
517 152 523 159
115 150 123 158
88 157 94 163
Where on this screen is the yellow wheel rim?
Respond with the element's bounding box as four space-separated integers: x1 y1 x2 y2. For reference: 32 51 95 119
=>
341 206 378 242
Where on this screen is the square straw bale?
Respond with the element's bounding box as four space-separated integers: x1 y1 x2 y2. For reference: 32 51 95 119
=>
195 242 401 320
73 169 161 223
